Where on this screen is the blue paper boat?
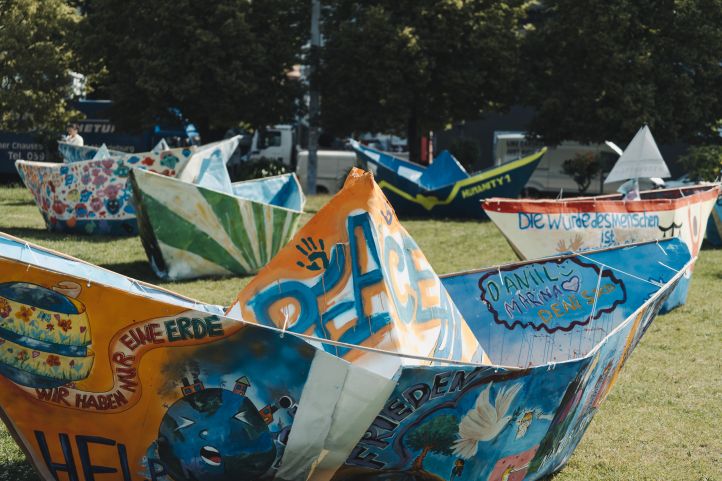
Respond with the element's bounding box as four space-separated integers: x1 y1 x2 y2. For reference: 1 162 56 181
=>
352 140 545 218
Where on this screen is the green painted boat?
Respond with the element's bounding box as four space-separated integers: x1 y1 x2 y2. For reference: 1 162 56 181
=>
130 161 305 280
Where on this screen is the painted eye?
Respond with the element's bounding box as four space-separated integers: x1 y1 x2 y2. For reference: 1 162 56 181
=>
175 416 195 431
233 411 252 425
233 410 262 440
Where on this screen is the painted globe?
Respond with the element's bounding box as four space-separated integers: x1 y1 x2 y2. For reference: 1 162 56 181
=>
0 282 93 388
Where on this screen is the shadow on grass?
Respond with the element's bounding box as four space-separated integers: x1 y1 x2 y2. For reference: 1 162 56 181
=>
0 200 35 207
0 227 136 245
0 459 39 481
97 260 159 283
700 239 722 251
98 260 256 286
0 227 57 241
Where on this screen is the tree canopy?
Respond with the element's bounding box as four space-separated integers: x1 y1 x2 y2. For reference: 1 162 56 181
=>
0 0 84 133
80 0 308 136
407 414 458 469
522 0 722 146
4 0 722 155
319 0 528 161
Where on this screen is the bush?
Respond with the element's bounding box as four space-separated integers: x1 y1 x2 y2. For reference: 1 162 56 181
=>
231 157 288 181
562 152 601 194
678 145 722 182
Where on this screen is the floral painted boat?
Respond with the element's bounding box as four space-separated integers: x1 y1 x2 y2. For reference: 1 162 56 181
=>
483 183 720 311
0 168 690 481
130 158 306 280
57 141 123 163
15 138 240 236
352 140 546 219
58 139 170 163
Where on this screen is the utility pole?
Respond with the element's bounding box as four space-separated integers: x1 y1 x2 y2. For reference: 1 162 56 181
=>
307 0 321 194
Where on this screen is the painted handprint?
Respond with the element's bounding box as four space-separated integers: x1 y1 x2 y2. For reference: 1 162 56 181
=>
556 234 585 253
295 237 329 271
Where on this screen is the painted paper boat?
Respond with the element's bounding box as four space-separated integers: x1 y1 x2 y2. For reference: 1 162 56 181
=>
705 194 722 246
483 184 720 311
58 139 170 163
15 138 240 236
0 168 690 481
351 140 546 218
130 159 306 280
58 141 122 163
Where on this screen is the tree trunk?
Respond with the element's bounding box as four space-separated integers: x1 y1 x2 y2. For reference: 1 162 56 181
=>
412 446 430 470
407 110 420 165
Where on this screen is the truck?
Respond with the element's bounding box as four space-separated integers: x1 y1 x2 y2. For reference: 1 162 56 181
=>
0 100 198 176
238 124 358 194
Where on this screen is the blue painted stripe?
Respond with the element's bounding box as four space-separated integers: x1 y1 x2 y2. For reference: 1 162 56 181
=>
0 326 88 357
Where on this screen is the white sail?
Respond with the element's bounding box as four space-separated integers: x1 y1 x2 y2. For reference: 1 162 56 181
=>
605 125 671 183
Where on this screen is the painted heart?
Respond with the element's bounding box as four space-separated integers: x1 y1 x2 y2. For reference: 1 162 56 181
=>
79 326 86 333
32 351 40 358
562 275 580 292
54 314 61 320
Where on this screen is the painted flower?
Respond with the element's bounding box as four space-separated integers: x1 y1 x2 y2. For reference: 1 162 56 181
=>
57 318 72 332
16 351 29 362
76 203 88 217
160 154 179 169
103 183 122 199
90 197 104 212
52 200 67 215
46 355 61 367
46 323 54 331
16 305 33 323
141 157 154 166
81 173 92 185
0 299 11 318
114 164 130 177
67 189 80 203
92 174 108 187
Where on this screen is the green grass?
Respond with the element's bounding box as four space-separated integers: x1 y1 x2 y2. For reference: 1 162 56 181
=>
0 184 720 481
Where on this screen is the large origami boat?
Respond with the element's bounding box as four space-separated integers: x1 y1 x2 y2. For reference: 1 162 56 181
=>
351 140 546 219
130 149 306 280
57 141 123 163
58 139 173 164
15 137 240 236
705 194 722 246
0 169 689 481
483 183 719 312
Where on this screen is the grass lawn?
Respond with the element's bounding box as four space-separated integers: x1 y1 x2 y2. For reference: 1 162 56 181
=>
0 183 720 481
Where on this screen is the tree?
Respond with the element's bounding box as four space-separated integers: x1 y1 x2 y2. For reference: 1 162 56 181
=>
562 152 601 193
81 0 308 137
522 0 722 146
319 0 528 163
406 414 459 470
678 145 722 181
0 0 85 133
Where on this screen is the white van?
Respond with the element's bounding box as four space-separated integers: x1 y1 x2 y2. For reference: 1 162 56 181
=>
494 132 658 196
